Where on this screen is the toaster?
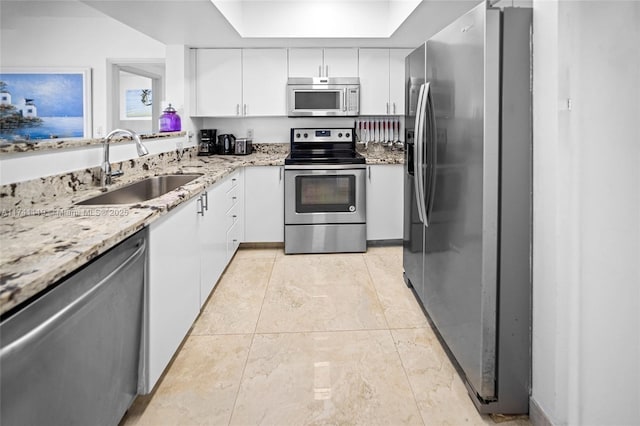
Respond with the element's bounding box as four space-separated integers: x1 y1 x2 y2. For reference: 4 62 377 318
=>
235 138 253 155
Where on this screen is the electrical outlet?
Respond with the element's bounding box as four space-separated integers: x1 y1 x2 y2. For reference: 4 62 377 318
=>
247 128 254 139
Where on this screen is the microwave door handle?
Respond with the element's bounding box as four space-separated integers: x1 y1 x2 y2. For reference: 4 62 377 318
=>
343 88 347 111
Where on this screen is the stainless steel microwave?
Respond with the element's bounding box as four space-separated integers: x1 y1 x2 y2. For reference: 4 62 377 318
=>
287 77 360 117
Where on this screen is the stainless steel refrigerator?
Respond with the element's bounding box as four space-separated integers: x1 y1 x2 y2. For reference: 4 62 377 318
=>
403 2 532 414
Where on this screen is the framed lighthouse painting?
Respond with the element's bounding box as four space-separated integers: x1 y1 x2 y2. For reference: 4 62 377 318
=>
0 68 92 142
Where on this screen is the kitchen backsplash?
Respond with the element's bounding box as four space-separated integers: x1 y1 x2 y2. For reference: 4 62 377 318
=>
0 148 198 207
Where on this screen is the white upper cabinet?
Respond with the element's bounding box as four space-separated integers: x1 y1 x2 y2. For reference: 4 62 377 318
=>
195 49 242 117
389 49 410 116
359 49 390 115
323 48 359 77
242 49 288 116
288 48 324 77
194 48 287 117
288 48 358 77
359 48 410 116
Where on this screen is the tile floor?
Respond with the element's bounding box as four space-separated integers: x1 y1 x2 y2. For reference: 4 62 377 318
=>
121 245 530 426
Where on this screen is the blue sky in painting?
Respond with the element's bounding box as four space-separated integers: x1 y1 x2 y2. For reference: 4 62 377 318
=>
0 73 84 117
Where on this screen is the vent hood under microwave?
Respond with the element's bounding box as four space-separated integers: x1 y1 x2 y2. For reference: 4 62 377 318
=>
287 77 360 117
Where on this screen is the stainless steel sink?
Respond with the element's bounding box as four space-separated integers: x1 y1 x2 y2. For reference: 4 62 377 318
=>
76 174 203 205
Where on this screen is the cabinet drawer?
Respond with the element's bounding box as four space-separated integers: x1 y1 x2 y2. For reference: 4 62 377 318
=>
224 171 241 193
226 221 242 257
221 184 241 213
225 201 241 229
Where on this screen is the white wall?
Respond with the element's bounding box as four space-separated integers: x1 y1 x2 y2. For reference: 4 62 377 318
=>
202 116 405 144
0 1 197 185
0 0 166 137
531 1 640 424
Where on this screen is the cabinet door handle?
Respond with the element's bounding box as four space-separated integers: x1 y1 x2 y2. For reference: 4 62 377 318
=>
393 103 397 115
203 191 209 211
244 104 247 115
325 65 329 77
279 166 282 182
318 65 322 77
236 104 240 116
368 166 371 181
197 196 205 216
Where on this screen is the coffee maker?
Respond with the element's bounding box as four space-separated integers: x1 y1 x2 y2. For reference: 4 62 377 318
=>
198 129 217 156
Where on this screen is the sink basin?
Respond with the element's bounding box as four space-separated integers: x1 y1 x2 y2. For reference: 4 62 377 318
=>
76 174 203 205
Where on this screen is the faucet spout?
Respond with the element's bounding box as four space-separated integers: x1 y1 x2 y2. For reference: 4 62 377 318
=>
101 129 148 189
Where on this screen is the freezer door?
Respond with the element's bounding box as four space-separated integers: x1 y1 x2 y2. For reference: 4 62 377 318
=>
403 45 426 297
422 2 501 400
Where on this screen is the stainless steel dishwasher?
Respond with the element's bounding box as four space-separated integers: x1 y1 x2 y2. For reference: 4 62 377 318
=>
0 228 147 426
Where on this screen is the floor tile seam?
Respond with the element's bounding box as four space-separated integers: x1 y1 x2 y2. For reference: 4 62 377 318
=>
227 254 277 426
362 255 393 331
251 327 392 336
188 331 256 337
388 327 429 426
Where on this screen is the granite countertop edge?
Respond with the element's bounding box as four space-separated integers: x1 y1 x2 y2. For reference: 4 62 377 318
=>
0 146 403 315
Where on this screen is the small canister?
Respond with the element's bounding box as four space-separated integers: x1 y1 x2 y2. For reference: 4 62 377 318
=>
159 104 181 132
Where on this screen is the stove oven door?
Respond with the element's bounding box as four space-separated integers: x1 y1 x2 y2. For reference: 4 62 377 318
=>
284 166 366 225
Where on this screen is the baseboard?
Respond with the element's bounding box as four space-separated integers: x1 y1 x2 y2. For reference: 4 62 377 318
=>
239 242 284 249
366 239 402 246
529 398 554 426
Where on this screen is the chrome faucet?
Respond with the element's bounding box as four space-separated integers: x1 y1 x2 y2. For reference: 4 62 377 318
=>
101 129 149 189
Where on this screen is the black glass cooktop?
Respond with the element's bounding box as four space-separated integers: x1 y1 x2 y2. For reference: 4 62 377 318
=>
285 149 365 165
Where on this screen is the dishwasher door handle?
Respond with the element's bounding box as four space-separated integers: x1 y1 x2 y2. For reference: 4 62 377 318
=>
0 239 147 358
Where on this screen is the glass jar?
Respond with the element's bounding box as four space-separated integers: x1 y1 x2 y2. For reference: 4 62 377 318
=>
159 104 181 132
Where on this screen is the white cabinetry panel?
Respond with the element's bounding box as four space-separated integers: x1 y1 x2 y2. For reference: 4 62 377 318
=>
288 48 324 77
389 49 411 116
359 49 390 115
288 48 358 77
366 164 404 240
359 48 410 116
147 196 200 391
244 166 284 242
242 49 288 116
195 49 242 116
323 48 359 77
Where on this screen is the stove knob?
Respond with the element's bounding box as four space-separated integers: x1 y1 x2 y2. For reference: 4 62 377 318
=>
345 133 350 138
338 132 343 138
296 133 301 139
303 133 308 138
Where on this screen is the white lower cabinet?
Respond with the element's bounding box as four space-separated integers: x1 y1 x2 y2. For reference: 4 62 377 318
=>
244 166 284 242
146 170 245 393
147 195 201 392
366 164 404 240
225 171 244 258
198 183 227 308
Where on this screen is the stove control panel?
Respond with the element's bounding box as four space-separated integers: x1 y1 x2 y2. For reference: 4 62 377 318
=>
292 128 353 143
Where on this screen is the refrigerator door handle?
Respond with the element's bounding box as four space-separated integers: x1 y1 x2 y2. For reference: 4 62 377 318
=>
414 83 429 227
425 84 437 222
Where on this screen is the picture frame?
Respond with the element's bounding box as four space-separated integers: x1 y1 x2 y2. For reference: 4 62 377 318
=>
123 88 153 120
0 67 92 141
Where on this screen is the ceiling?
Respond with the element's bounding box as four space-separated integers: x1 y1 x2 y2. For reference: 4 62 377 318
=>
0 0 480 49
209 0 423 38
75 0 479 48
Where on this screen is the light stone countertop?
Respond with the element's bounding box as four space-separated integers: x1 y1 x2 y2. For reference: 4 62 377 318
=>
0 142 403 315
0 131 186 154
